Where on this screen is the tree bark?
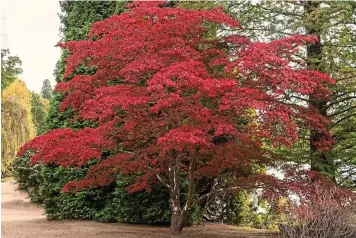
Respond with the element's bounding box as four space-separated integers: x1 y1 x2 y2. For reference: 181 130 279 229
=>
168 152 184 235
168 151 196 235
170 209 186 235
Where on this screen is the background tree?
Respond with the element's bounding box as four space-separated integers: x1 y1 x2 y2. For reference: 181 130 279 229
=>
18 2 334 234
31 92 49 135
40 79 53 100
1 49 23 92
2 79 35 175
224 0 356 189
48 0 125 129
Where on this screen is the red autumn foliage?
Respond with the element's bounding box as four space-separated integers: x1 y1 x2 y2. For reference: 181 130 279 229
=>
17 127 117 167
17 1 336 234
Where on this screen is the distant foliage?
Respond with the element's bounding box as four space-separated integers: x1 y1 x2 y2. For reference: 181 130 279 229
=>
31 92 49 135
2 79 35 175
1 49 23 92
40 79 53 100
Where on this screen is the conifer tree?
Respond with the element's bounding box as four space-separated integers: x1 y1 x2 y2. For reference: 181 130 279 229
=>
225 0 356 188
31 92 49 135
41 79 53 100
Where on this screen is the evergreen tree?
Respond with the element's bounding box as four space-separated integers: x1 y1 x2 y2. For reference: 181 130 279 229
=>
225 0 356 189
48 0 125 129
40 79 53 100
31 92 49 136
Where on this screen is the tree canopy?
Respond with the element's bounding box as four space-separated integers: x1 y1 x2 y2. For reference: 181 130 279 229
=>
47 1 126 130
17 2 337 234
31 92 49 135
41 79 53 100
1 49 23 92
224 0 356 188
2 79 35 175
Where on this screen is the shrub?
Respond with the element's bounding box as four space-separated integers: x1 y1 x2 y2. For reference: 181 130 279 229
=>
226 191 286 230
96 174 202 225
12 153 202 224
274 184 356 238
95 174 171 224
13 154 110 218
187 203 203 225
12 152 44 203
41 165 112 220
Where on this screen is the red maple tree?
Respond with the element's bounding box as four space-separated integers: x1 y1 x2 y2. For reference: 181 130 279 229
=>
18 1 335 234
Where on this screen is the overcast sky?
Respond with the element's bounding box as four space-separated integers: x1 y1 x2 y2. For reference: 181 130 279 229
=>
1 0 61 93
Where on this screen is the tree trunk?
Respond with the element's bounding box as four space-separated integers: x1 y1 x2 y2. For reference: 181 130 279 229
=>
169 181 185 235
169 187 191 235
170 209 186 235
168 152 185 235
168 151 196 235
304 1 336 181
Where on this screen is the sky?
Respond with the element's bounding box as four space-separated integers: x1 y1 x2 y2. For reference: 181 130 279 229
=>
1 0 61 93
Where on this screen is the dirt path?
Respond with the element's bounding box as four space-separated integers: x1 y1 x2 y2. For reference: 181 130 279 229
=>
1 180 269 238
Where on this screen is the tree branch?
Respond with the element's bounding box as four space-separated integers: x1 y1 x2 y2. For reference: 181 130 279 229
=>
329 105 356 118
326 96 356 109
334 113 356 124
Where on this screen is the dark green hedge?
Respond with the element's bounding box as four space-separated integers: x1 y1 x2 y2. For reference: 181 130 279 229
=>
12 153 202 225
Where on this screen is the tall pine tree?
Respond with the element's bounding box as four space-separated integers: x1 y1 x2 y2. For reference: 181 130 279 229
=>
225 0 356 189
41 79 53 100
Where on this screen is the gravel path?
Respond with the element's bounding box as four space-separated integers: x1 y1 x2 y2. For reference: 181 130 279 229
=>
1 180 269 238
